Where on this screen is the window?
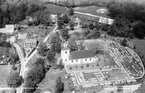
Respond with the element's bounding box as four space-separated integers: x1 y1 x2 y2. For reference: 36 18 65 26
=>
65 59 67 61
85 59 87 61
65 51 67 54
76 59 78 62
72 60 73 62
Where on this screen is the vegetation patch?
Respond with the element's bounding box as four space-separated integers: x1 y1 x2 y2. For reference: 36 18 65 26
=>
45 4 66 14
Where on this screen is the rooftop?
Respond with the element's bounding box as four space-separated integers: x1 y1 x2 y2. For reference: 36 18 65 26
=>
69 50 96 60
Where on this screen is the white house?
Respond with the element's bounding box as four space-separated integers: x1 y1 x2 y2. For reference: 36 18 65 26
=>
98 17 114 25
50 14 57 23
0 25 15 34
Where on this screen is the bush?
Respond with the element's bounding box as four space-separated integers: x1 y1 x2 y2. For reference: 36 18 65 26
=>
24 58 46 93
68 8 74 15
50 33 61 53
38 43 48 56
7 72 23 88
55 77 64 93
106 1 145 39
60 28 69 41
46 50 56 62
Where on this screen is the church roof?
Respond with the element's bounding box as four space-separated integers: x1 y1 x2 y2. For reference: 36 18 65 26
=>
69 50 95 60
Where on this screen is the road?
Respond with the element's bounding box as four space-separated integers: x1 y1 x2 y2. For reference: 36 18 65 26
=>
16 25 58 93
13 43 24 61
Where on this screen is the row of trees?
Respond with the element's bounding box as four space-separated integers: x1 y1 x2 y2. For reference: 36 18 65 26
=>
38 33 61 65
24 58 46 93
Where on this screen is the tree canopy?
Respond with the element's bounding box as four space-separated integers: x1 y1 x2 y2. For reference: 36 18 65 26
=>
38 43 48 57
6 72 23 88
55 77 64 93
106 1 145 39
60 28 69 41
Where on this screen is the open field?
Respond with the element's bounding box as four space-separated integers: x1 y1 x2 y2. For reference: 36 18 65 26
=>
37 69 65 93
66 0 145 5
25 53 39 67
129 39 145 57
0 65 11 87
0 64 19 88
45 3 66 14
74 6 108 17
74 13 99 20
82 39 108 50
0 89 16 93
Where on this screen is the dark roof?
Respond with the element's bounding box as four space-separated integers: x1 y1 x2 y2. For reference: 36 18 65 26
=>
69 50 95 60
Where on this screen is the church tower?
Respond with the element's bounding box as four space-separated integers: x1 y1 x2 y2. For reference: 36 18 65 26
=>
61 42 70 65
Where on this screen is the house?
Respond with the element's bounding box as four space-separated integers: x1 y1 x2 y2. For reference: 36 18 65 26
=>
61 42 98 66
23 39 37 48
0 25 15 34
17 33 27 40
96 8 108 14
50 14 57 23
98 17 114 25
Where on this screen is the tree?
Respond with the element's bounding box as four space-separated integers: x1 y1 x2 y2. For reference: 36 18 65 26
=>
51 42 61 54
24 58 45 93
68 38 78 51
26 3 43 16
69 21 74 30
57 59 64 70
85 30 100 39
26 59 45 84
46 50 56 62
121 39 128 46
55 77 64 93
33 10 50 26
50 33 61 53
68 8 74 15
57 19 64 29
132 20 145 39
62 14 69 24
38 43 48 56
60 28 69 41
7 72 23 88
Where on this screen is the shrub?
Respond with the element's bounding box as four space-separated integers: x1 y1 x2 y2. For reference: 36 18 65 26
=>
7 72 23 88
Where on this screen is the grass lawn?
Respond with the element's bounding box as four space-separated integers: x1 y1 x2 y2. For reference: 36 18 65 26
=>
102 69 130 81
25 53 39 68
0 64 19 88
45 4 66 14
129 39 145 56
74 13 97 20
74 6 108 17
37 69 66 93
83 40 107 50
0 88 16 93
0 65 12 87
25 25 55 42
